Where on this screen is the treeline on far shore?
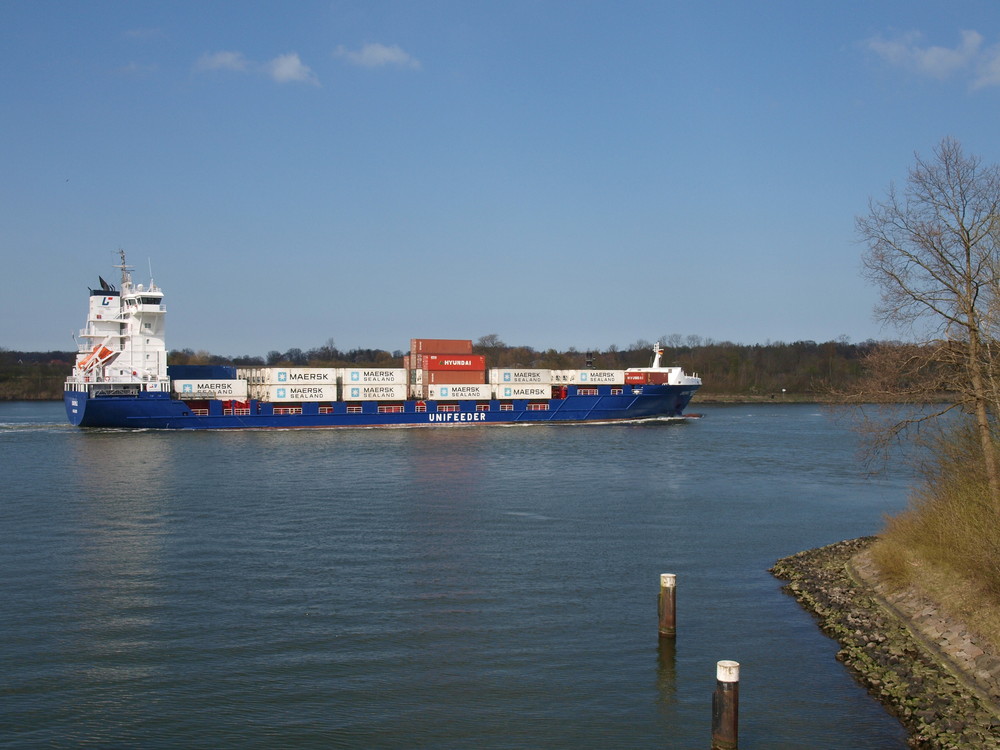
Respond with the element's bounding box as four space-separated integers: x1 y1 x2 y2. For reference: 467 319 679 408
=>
1 337 881 401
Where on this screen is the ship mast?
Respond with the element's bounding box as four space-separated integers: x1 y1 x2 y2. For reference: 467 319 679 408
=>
113 248 133 291
651 343 664 369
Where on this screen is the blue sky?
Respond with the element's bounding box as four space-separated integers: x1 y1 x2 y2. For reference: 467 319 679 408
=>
4 1 1000 356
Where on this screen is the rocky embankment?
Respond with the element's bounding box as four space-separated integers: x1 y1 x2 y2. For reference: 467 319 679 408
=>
771 537 1000 749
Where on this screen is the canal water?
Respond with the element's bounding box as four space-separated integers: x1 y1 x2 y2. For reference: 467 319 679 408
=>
1 402 914 748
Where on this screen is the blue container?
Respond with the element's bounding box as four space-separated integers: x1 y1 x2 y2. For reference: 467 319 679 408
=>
167 365 237 380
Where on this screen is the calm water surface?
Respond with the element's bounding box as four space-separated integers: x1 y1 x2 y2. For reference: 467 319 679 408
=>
1 402 914 748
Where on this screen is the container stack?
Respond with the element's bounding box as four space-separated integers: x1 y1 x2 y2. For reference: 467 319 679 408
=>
405 339 489 399
624 369 679 385
489 368 553 399
340 368 407 401
170 364 248 400
237 367 339 402
171 379 249 400
550 369 625 385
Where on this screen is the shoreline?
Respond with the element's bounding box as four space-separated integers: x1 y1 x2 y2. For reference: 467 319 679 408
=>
772 538 1000 748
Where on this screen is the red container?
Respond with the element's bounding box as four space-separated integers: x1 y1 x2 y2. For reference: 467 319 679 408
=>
423 370 486 384
624 372 649 384
423 354 486 371
647 372 672 385
410 338 473 355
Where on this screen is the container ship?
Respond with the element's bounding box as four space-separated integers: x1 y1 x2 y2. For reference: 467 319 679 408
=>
64 255 702 429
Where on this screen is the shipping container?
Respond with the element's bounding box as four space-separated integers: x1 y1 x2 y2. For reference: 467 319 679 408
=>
340 368 407 385
550 369 625 385
173 379 249 400
238 367 338 385
421 354 487 371
493 384 552 399
250 384 338 402
169 364 237 380
341 383 408 401
421 370 486 385
425 384 493 400
625 372 649 384
489 368 552 384
410 338 473 355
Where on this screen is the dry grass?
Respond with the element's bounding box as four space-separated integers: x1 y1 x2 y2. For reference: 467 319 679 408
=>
871 425 1000 647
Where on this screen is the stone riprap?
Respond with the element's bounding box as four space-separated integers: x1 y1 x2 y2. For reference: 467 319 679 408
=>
771 537 1000 749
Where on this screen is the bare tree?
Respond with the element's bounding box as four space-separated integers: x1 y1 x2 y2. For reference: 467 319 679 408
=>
857 136 1000 501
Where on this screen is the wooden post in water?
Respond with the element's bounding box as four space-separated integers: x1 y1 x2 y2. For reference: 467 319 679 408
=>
711 660 739 750
658 573 676 639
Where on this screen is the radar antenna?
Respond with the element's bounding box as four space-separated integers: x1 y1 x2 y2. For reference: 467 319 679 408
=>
113 248 134 289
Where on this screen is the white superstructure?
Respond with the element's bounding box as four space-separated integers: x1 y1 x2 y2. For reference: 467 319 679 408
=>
65 250 170 393
625 343 703 386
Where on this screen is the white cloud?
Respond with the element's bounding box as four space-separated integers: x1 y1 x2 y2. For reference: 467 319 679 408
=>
973 45 1000 89
334 43 421 70
196 51 250 72
195 50 318 85
264 53 319 84
865 29 997 86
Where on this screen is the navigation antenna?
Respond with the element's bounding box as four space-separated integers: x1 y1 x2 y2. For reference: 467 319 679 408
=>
113 248 134 289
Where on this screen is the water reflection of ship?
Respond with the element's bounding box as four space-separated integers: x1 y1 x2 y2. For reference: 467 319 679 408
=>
68 432 172 702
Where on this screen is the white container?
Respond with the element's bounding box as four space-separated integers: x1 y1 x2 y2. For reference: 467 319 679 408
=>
173 379 249 400
494 384 552 399
425 384 493 400
489 368 552 385
341 383 408 401
251 384 338 402
550 369 625 385
340 368 407 385
239 367 338 385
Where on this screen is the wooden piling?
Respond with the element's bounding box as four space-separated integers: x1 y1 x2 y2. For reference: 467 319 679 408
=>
657 573 676 639
711 660 739 750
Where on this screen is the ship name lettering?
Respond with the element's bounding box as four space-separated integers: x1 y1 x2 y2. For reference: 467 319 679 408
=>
427 412 486 423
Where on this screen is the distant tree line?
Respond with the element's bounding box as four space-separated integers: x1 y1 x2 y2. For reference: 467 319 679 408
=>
0 337 903 401
0 350 75 400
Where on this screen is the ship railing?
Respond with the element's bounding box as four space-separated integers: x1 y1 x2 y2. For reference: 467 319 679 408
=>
88 386 145 397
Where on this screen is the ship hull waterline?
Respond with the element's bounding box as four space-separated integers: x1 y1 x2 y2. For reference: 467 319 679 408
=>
64 384 698 430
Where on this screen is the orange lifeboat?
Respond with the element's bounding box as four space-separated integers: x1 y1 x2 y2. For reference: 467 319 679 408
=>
78 345 115 371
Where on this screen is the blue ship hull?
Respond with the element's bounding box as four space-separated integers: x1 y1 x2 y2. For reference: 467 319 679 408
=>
64 383 698 429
